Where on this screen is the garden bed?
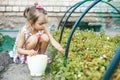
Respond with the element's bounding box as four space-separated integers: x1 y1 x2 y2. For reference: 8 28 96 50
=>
47 28 120 80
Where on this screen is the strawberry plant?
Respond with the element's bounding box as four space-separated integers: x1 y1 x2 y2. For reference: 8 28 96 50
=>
48 28 120 80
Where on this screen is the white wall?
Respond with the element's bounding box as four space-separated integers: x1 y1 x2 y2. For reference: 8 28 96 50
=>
0 0 120 29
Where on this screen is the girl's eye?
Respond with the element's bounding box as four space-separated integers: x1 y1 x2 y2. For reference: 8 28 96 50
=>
39 23 43 25
39 23 46 25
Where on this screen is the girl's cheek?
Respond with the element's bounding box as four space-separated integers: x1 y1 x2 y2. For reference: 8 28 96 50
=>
38 26 43 30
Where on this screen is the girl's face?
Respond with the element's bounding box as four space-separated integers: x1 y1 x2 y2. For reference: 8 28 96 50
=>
33 14 48 31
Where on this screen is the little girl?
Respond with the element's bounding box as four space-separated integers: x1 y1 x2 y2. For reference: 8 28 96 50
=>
9 3 64 64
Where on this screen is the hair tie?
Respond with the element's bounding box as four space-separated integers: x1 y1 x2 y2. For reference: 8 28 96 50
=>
36 4 43 9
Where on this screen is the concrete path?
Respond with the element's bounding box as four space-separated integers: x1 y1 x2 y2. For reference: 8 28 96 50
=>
1 63 43 80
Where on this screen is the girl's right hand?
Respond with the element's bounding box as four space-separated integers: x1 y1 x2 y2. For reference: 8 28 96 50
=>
60 48 65 54
28 49 37 56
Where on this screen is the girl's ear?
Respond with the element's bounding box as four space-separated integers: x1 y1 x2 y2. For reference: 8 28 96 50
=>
28 20 34 27
27 20 34 28
28 20 33 25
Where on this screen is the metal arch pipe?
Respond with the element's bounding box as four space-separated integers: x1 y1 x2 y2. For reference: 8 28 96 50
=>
101 0 120 14
60 0 120 79
64 0 101 67
59 0 120 43
59 0 92 43
101 1 120 80
103 46 120 80
57 2 79 30
63 0 120 64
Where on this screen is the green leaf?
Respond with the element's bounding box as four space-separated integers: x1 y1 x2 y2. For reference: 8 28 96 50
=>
61 77 66 80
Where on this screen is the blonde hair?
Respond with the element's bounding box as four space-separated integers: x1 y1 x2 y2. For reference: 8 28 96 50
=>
23 3 47 24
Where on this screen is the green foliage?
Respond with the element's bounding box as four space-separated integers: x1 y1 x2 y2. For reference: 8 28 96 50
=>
49 28 120 80
107 0 112 2
0 33 15 52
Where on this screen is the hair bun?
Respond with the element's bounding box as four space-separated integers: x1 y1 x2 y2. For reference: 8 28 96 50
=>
34 2 38 6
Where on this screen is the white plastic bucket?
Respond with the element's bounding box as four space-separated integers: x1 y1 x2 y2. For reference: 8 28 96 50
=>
27 54 47 76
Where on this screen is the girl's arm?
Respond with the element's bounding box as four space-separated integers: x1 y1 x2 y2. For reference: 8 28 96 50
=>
45 27 65 53
16 30 37 56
